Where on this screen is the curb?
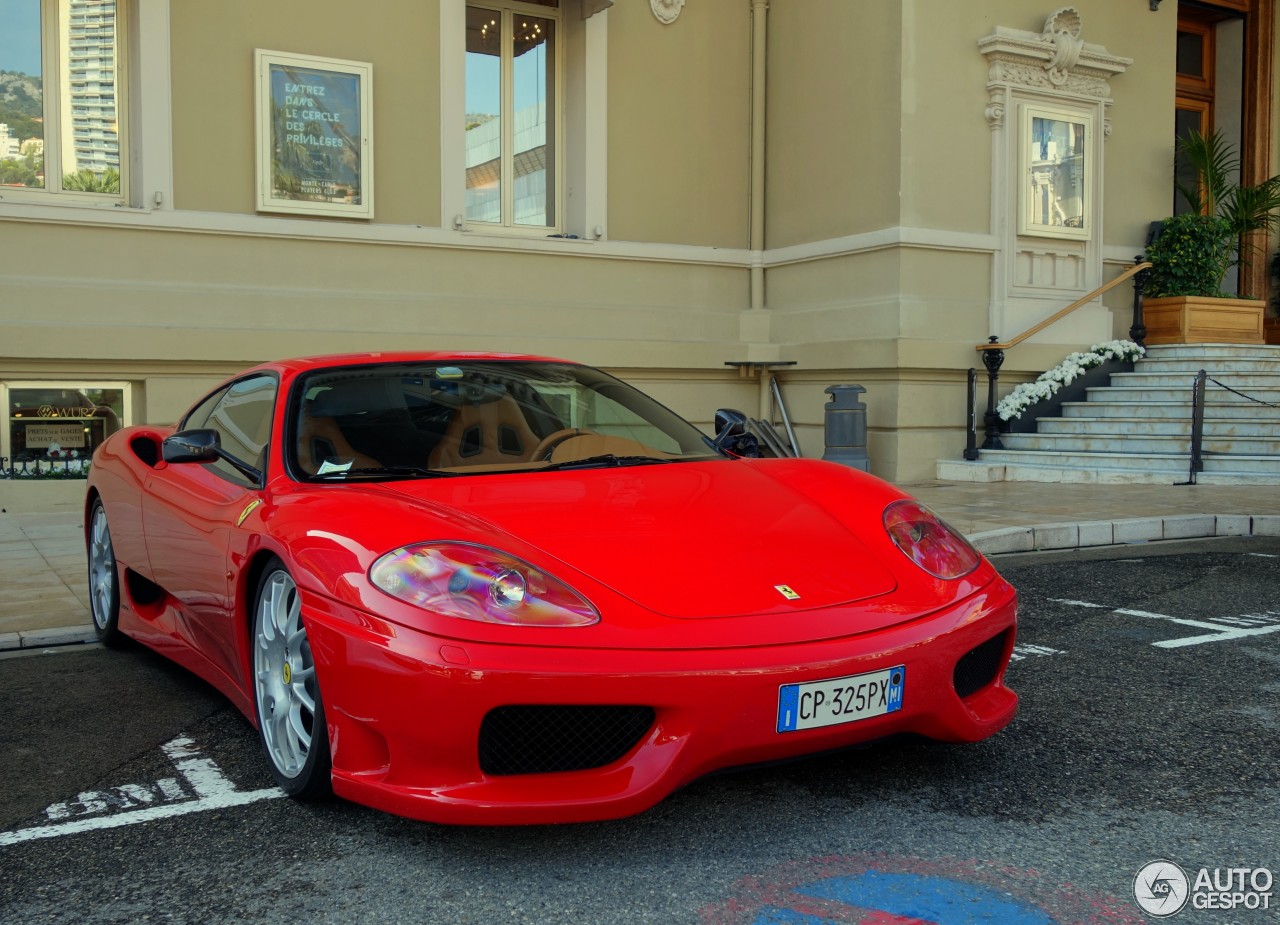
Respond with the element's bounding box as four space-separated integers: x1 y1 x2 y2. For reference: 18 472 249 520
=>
972 513 1280 555
0 624 98 654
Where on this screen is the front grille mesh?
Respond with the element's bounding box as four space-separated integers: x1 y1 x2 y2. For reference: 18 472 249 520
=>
953 629 1010 699
479 705 656 776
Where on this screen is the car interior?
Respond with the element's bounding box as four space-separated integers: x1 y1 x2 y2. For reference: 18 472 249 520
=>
292 369 674 477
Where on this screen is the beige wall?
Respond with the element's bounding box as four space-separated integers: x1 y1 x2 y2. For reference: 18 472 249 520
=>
606 0 752 248
765 0 902 248
170 0 442 225
0 223 749 370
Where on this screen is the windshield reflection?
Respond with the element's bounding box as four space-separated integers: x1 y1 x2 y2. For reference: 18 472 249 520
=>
290 361 721 480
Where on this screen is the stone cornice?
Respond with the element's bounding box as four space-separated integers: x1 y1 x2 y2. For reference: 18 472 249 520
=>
979 23 1132 99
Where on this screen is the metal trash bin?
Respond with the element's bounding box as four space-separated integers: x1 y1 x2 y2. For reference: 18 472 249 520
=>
822 385 870 471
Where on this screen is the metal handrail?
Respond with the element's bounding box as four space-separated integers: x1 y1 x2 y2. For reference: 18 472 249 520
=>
968 257 1155 451
975 260 1152 353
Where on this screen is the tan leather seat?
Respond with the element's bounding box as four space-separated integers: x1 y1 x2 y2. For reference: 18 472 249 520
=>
429 395 541 468
296 406 382 474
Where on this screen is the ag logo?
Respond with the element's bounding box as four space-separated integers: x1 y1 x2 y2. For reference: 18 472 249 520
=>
1133 859 1189 917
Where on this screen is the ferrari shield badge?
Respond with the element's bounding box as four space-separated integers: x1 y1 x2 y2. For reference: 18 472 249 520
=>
774 584 801 601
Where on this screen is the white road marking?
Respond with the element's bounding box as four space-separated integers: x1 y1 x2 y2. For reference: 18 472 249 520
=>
1051 599 1280 649
1009 644 1065 661
0 736 283 847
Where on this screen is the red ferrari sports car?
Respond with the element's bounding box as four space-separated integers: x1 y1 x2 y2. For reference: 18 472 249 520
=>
85 352 1017 825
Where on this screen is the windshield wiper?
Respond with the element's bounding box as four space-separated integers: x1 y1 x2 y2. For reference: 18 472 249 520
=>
310 466 459 481
540 454 675 472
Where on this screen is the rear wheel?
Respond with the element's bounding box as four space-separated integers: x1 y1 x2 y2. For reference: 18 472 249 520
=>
252 562 332 798
87 499 121 645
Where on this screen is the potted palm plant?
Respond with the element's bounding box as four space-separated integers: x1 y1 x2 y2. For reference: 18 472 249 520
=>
1143 129 1280 345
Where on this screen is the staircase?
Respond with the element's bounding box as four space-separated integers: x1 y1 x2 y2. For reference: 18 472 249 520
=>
939 344 1280 484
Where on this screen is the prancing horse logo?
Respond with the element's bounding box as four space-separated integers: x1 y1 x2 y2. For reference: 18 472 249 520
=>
774 584 800 601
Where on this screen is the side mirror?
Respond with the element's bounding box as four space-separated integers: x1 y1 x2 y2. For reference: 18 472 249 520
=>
714 408 749 440
711 408 761 457
162 428 265 483
163 429 221 464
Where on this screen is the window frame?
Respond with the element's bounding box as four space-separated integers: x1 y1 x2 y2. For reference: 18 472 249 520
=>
1017 102 1093 242
253 48 375 220
0 0 129 205
463 0 565 234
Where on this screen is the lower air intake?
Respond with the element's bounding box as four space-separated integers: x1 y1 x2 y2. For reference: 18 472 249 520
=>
479 705 656 776
953 629 1010 700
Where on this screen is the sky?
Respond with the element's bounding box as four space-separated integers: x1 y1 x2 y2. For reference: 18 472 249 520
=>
0 1 43 76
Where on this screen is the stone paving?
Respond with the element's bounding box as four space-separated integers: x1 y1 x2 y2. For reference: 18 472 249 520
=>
3 479 1280 652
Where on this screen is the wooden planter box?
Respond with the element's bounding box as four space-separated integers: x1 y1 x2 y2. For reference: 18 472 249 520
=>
1266 317 1280 346
1143 296 1265 345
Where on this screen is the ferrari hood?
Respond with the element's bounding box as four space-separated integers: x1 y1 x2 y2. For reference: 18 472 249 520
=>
380 460 897 619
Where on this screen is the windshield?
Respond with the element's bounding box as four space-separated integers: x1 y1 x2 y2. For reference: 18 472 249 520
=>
289 361 721 479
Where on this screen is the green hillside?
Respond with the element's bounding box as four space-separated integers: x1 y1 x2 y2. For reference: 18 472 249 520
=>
0 71 43 141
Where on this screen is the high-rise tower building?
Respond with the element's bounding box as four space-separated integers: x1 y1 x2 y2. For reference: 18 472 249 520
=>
59 0 118 176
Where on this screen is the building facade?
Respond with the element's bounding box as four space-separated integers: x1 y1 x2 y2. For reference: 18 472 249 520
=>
1 0 1277 507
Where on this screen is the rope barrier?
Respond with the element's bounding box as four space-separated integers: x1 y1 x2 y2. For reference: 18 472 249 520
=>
1205 376 1280 408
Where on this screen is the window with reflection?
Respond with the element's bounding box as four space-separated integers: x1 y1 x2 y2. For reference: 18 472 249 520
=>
1020 105 1091 240
0 0 124 198
2 382 127 470
465 1 558 228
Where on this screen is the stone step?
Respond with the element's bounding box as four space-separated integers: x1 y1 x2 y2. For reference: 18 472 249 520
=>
1059 400 1280 420
937 458 1280 486
1035 417 1280 438
1136 357 1280 374
1000 432 1280 455
1142 344 1280 360
975 448 1280 476
1112 371 1280 389
1085 385 1280 403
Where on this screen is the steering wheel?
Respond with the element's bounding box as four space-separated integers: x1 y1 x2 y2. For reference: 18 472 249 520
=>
530 428 583 461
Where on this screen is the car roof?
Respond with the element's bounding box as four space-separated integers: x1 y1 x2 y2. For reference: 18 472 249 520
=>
253 352 578 378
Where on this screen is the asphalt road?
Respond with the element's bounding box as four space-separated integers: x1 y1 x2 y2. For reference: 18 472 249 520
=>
2 536 1278 924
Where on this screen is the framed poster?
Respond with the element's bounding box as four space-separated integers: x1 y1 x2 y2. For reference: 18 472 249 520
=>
255 50 373 219
1019 104 1092 240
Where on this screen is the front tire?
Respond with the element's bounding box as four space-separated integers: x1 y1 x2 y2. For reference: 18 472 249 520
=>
87 499 122 645
252 561 332 799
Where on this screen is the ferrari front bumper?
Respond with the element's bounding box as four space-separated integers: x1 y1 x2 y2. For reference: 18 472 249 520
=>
302 580 1018 825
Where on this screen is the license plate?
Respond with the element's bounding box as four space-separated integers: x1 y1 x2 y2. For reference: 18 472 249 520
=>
777 666 905 732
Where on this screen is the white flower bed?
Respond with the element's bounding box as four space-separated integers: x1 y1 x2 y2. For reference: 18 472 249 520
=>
997 340 1146 422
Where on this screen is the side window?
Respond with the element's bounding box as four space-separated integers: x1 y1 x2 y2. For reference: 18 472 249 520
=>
182 387 229 431
201 375 277 485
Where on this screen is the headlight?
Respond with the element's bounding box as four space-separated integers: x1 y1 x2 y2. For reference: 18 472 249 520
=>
370 542 599 627
883 499 981 580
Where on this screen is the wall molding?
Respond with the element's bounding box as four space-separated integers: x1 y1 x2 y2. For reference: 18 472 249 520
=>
0 202 1018 271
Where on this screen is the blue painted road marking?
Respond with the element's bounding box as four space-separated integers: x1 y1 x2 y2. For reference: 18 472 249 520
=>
751 871 1057 924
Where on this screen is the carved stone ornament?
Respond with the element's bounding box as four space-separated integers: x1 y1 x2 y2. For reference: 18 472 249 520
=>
979 11 1131 103
651 0 685 24
1042 8 1084 85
